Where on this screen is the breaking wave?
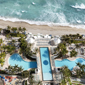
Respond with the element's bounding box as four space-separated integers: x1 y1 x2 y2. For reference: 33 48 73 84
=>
71 3 85 9
0 0 85 29
0 16 85 29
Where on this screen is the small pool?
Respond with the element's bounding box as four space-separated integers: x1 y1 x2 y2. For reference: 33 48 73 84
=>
9 53 37 70
40 47 53 81
55 58 85 70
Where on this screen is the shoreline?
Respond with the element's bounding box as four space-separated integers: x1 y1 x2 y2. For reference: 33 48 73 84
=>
0 19 85 36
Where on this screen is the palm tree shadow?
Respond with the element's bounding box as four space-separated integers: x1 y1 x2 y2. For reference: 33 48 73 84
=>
42 54 47 57
42 50 48 57
77 58 84 63
10 53 22 61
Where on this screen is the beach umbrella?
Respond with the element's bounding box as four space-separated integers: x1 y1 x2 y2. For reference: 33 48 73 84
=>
27 38 35 43
54 38 61 44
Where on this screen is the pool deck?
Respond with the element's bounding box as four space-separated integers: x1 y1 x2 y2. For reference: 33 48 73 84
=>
3 54 10 70
55 56 85 61
36 46 58 84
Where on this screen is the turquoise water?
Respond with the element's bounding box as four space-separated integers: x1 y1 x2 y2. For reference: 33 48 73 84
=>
55 58 85 70
0 0 85 28
9 53 37 70
40 47 53 81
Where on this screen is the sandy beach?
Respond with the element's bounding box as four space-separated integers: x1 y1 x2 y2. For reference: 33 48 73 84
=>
0 19 85 36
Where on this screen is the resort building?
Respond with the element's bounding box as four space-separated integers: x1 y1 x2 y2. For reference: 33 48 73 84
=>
1 31 85 85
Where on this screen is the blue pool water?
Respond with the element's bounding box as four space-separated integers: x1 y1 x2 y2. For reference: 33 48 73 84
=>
55 58 85 70
40 47 53 81
9 53 37 70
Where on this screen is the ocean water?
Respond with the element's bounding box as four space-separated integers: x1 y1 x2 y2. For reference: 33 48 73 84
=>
0 0 85 28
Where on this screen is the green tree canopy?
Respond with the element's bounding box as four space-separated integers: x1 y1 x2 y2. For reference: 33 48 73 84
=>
75 62 85 78
19 38 34 59
61 66 71 85
70 50 77 57
55 43 68 58
6 65 23 74
21 70 29 78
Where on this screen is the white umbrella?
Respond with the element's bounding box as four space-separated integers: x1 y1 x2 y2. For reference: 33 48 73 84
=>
33 36 37 39
37 35 42 38
27 38 35 43
54 38 61 44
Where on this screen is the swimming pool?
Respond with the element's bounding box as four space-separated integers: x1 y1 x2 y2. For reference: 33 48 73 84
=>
40 47 53 81
55 58 85 70
9 53 37 70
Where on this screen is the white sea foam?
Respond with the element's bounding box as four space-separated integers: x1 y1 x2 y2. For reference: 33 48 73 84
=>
21 10 27 13
22 11 25 13
0 16 85 29
32 2 35 5
16 11 22 16
77 20 82 23
71 3 85 9
28 5 30 8
56 13 67 23
14 3 20 6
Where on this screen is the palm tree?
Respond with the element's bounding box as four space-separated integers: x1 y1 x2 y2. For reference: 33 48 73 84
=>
18 66 23 72
0 58 4 66
0 28 2 34
21 70 29 78
29 74 35 85
8 65 12 69
11 27 17 33
76 33 80 39
7 26 11 30
76 62 81 67
34 48 38 55
0 52 6 58
0 39 3 53
81 41 85 46
22 27 26 32
75 44 80 52
11 40 15 46
70 50 77 57
56 43 68 58
75 62 85 78
28 43 32 47
18 27 22 32
37 80 42 85
1 45 6 52
61 66 71 85
0 39 3 44
60 79 66 85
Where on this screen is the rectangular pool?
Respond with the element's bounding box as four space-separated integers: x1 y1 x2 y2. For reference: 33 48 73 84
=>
40 47 53 81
